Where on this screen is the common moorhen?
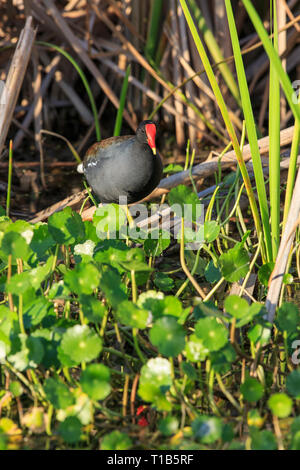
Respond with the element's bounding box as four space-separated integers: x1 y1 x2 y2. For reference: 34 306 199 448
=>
77 120 163 204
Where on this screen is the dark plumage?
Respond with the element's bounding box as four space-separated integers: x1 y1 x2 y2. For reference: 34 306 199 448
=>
78 120 163 204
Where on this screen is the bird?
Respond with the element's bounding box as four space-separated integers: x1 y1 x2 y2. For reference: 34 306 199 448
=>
77 120 163 205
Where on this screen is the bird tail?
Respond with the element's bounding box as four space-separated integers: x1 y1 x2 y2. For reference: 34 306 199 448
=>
77 163 84 174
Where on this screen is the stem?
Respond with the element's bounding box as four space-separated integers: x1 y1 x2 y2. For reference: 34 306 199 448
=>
179 217 206 299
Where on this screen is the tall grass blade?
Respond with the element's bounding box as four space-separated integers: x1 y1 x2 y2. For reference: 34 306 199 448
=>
224 0 272 262
36 41 101 142
145 0 164 64
179 0 265 259
188 0 241 108
268 0 281 259
283 119 300 229
241 0 300 124
114 65 131 137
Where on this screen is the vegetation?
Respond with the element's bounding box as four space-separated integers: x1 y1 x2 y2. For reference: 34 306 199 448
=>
0 0 300 450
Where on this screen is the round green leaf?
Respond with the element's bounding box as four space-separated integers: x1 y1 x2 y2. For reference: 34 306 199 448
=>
101 430 132 450
80 364 111 401
277 302 300 335
154 273 174 292
240 377 264 402
48 207 85 246
195 317 228 352
158 416 179 436
59 325 102 365
250 429 277 450
224 295 249 319
204 220 220 243
117 300 149 329
138 358 172 411
64 263 99 295
93 204 126 234
44 377 75 409
287 370 300 399
58 416 82 444
219 245 249 282
184 334 209 362
150 316 185 357
268 393 293 418
258 262 275 287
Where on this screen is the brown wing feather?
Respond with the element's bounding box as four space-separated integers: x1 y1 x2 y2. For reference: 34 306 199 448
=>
84 135 134 160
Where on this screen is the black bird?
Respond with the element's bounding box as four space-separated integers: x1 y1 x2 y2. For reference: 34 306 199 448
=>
78 120 163 204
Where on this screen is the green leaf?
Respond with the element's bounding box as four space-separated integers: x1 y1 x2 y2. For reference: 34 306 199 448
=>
163 163 184 174
192 415 222 444
210 343 236 374
184 334 209 362
150 316 185 357
138 357 172 411
93 204 126 234
23 297 54 328
64 263 99 295
168 185 202 222
219 244 249 282
101 430 132 450
268 393 293 418
44 377 75 409
158 416 179 436
118 247 151 272
30 223 55 259
195 317 228 351
224 295 249 319
8 334 44 371
250 428 277 450
59 325 102 365
58 416 82 444
204 259 222 284
154 272 174 292
185 251 206 276
48 207 85 246
6 272 32 295
9 381 23 397
79 295 106 324
80 364 111 401
0 231 30 263
286 370 300 399
240 377 264 402
204 221 220 243
144 230 171 257
247 322 271 345
99 266 127 309
258 262 275 287
117 300 149 329
276 302 300 335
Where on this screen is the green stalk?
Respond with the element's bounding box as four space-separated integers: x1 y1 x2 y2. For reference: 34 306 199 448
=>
283 119 300 229
114 65 131 137
188 0 241 108
36 41 101 141
242 0 300 124
6 140 13 217
145 0 164 64
224 0 272 261
179 0 265 260
268 0 281 259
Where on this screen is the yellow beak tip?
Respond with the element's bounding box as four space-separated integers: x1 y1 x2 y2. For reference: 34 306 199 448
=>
152 148 157 155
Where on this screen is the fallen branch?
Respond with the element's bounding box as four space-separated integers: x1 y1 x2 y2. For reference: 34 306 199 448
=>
29 125 296 223
0 17 36 156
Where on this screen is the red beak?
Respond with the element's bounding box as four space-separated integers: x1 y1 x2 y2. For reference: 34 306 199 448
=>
145 123 156 155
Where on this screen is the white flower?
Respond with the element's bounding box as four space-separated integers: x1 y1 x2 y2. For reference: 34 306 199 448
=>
74 240 95 256
21 229 34 244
